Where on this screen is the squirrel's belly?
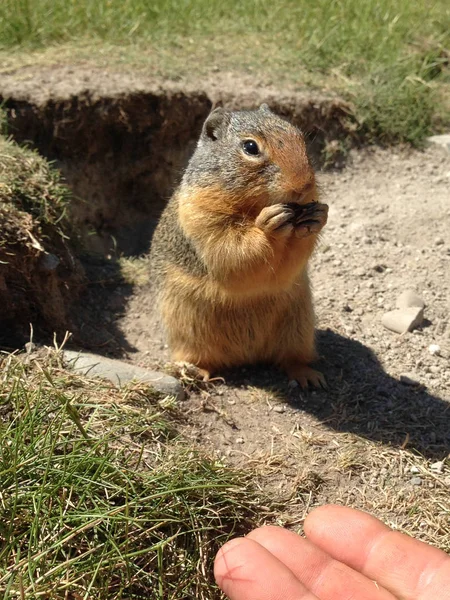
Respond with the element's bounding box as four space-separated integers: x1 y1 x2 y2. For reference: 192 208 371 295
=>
161 280 306 368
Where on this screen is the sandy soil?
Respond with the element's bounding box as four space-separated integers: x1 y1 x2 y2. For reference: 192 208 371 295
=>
115 143 450 544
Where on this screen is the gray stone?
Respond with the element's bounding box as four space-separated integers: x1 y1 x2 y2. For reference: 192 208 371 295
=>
39 253 60 272
410 477 422 486
410 466 420 474
63 350 184 400
382 307 424 334
273 405 286 413
427 134 450 152
395 290 425 310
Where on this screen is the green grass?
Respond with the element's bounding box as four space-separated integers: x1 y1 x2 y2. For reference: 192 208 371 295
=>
0 0 449 143
0 352 265 599
0 135 70 233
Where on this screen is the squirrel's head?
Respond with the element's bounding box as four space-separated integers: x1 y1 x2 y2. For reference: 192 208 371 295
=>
182 104 316 212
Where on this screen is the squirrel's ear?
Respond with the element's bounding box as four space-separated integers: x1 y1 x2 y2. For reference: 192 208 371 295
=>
259 103 272 113
202 108 230 141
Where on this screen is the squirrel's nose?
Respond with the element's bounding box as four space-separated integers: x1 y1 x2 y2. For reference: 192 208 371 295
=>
288 180 316 203
292 181 314 197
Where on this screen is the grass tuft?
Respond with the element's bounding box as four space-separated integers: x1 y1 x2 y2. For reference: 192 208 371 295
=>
118 256 151 287
0 135 70 235
0 351 264 599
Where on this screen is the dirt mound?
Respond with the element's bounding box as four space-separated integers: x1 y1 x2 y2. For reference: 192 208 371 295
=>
0 136 84 346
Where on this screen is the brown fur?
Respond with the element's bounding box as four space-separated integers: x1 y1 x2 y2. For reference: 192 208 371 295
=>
149 106 328 387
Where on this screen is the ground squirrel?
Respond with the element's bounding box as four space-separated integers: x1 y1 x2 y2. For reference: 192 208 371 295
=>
150 104 328 387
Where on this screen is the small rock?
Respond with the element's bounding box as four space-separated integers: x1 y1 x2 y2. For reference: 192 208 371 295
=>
382 307 424 334
444 476 450 486
373 264 386 273
396 290 425 310
430 461 445 473
428 344 441 356
429 365 441 374
410 466 420 474
273 405 285 413
400 374 420 386
435 237 445 246
24 341 40 353
63 350 185 400
38 253 60 272
235 437 245 444
410 477 422 486
427 134 450 152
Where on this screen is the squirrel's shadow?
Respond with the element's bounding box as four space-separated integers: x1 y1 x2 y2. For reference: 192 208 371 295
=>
223 329 450 461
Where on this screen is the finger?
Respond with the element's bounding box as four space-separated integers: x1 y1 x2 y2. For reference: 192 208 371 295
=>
304 505 450 600
214 536 320 600
248 525 396 600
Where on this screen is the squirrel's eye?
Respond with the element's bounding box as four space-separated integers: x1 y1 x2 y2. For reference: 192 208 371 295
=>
242 139 260 156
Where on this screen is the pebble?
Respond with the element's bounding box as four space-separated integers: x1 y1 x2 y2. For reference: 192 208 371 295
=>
400 374 420 386
428 344 441 356
395 290 425 310
38 252 60 272
430 461 445 473
63 350 185 400
410 477 423 486
235 437 245 444
373 264 386 273
435 237 445 246
410 466 420 474
381 307 424 334
273 405 286 413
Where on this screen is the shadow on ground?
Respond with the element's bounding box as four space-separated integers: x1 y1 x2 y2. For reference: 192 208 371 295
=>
220 329 450 461
68 256 138 355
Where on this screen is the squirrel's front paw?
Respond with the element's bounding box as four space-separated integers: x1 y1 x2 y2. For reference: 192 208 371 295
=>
256 204 294 238
293 202 328 239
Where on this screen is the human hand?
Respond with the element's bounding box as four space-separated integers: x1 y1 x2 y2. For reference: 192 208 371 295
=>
214 504 450 599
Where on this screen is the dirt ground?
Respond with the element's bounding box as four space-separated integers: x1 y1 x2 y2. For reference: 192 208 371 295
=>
116 143 450 545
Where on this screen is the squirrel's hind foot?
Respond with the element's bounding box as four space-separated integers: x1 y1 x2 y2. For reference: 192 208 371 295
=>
174 361 212 383
283 363 327 390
